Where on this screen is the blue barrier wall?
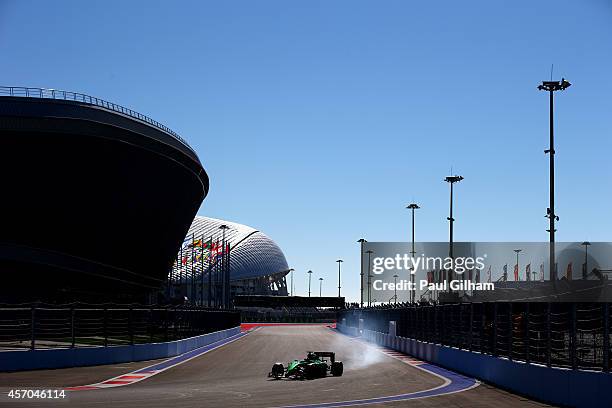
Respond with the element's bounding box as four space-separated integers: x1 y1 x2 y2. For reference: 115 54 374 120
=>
0 327 240 372
337 324 612 408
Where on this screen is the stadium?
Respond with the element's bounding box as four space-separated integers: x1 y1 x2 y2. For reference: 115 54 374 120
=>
169 215 291 305
0 87 208 303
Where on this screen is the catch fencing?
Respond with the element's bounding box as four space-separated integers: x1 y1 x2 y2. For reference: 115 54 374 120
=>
340 302 611 371
0 303 240 350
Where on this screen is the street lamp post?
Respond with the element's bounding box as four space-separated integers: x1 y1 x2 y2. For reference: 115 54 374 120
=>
366 250 374 307
319 277 324 297
581 241 591 279
514 249 522 281
307 270 313 297
406 203 420 303
445 175 463 290
336 259 343 298
538 78 571 281
357 239 367 308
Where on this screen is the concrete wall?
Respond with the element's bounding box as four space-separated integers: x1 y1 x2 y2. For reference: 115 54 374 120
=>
337 323 612 408
0 327 240 372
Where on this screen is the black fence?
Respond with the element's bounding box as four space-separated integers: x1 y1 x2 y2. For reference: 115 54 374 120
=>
0 303 240 350
339 302 611 371
240 307 337 323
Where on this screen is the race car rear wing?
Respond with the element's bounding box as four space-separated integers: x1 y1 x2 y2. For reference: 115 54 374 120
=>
313 351 336 363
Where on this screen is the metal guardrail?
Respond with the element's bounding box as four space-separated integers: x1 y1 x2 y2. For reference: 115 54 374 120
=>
340 302 612 372
0 304 239 350
0 86 196 156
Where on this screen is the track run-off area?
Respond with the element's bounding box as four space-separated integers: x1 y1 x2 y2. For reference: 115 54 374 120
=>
0 325 552 407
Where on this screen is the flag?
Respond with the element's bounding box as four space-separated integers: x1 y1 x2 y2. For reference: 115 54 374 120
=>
487 265 492 283
525 263 531 281
514 263 519 281
427 271 433 284
468 269 473 282
189 238 203 248
475 268 480 283
540 263 544 281
566 262 573 280
181 237 191 249
503 264 508 281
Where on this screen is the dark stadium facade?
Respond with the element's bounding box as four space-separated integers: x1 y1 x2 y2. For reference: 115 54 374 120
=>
0 87 208 303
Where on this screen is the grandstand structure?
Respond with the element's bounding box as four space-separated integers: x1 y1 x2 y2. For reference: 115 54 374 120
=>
170 216 290 306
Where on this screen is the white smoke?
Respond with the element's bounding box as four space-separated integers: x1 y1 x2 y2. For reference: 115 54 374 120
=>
328 331 386 370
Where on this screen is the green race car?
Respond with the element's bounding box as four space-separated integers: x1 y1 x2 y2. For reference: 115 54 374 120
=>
269 351 343 380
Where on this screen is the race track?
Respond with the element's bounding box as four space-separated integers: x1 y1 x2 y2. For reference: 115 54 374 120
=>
0 326 551 407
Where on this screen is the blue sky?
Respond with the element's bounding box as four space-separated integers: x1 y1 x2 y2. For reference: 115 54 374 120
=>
2 1 611 301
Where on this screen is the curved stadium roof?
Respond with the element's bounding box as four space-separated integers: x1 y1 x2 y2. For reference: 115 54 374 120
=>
177 216 289 281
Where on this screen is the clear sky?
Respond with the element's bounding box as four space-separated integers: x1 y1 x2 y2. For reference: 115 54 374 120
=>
2 1 611 301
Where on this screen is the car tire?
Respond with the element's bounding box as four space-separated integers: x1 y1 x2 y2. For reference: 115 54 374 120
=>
331 361 343 376
271 363 284 379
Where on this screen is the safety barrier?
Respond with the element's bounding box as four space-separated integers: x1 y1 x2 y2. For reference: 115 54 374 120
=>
337 323 612 408
0 304 240 350
0 326 240 372
340 302 611 371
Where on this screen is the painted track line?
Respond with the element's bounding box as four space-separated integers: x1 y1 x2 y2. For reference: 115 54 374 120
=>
65 329 251 391
273 331 479 408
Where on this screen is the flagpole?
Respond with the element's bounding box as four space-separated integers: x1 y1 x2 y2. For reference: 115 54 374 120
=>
207 236 213 307
200 234 204 306
179 244 184 300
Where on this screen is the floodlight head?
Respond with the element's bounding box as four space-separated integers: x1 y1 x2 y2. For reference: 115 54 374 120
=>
218 224 229 230
581 241 591 246
406 203 420 210
357 238 367 243
445 175 464 183
366 249 374 254
538 79 571 92
337 259 343 263
560 78 571 90
514 249 522 254
319 277 323 281
307 270 313 274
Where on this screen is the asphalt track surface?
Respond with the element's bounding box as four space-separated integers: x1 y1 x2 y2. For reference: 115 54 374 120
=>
0 326 553 407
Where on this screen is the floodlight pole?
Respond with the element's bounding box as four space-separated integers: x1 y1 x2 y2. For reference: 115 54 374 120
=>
581 242 591 279
538 78 571 281
307 270 313 297
445 175 463 291
406 203 420 303
393 274 399 304
357 239 367 308
366 250 374 307
336 259 343 297
319 277 324 297
514 249 522 281
289 268 295 296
